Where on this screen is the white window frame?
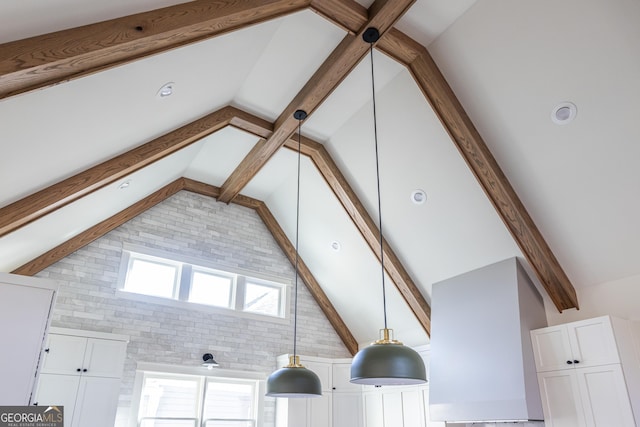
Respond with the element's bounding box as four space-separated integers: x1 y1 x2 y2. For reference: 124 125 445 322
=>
130 363 265 427
117 246 290 323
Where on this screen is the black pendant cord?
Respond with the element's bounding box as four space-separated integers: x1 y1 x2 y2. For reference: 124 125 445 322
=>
293 115 303 359
368 41 388 331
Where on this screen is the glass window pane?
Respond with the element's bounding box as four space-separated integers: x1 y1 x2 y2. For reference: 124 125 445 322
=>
140 420 197 427
139 377 199 420
125 258 178 298
189 271 233 308
243 282 281 316
203 381 254 420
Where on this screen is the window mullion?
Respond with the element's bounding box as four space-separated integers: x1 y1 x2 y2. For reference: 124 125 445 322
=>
178 264 192 301
235 276 246 311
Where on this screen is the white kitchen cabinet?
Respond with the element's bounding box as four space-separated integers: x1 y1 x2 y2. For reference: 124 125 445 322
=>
531 317 620 372
34 328 128 427
531 316 640 427
274 355 362 427
0 272 57 405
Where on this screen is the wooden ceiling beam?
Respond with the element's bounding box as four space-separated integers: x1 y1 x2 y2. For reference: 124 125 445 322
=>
0 106 243 238
13 175 359 356
216 0 416 203
12 178 185 276
377 29 578 311
284 136 431 335
0 0 309 100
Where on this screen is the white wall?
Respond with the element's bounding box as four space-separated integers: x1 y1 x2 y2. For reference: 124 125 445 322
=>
35 190 350 427
546 273 640 325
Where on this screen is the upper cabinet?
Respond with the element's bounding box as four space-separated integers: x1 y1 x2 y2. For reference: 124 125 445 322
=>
531 316 640 427
531 316 620 372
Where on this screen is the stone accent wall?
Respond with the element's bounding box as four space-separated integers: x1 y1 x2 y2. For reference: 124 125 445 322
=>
36 190 350 426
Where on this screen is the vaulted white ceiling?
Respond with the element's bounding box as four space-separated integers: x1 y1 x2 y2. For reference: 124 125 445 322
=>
1 0 639 348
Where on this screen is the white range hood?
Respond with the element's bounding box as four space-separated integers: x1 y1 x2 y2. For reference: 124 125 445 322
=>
429 257 547 423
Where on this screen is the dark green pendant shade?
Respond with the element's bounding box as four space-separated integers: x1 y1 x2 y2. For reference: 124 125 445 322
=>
350 329 427 385
266 355 322 397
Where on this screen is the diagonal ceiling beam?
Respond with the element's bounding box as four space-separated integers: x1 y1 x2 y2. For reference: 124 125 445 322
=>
0 0 309 100
283 136 431 335
377 29 578 312
216 0 416 203
0 106 250 237
12 176 359 355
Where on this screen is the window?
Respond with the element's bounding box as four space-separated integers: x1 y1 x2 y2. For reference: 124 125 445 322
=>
119 250 288 319
136 373 258 427
124 255 181 299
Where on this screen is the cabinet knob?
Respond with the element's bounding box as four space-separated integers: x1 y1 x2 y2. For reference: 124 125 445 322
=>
44 348 50 353
332 387 336 390
566 360 573 365
83 369 88 372
573 360 580 364
33 402 38 406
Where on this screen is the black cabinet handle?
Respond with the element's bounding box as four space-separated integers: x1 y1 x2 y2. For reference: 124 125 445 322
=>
566 360 573 365
33 402 38 406
82 369 88 372
44 348 50 353
573 360 580 364
77 368 82 372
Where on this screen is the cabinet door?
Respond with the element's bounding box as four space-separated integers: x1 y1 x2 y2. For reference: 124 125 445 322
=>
537 370 585 427
333 393 361 427
382 391 403 427
33 374 80 427
41 335 87 375
401 389 423 427
363 392 384 427
332 363 361 393
71 376 121 427
421 388 445 427
305 360 332 392
568 317 620 367
576 364 636 427
531 326 574 372
83 338 127 377
310 393 332 427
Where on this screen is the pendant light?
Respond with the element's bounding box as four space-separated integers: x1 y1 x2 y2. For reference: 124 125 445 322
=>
350 28 427 386
266 110 322 398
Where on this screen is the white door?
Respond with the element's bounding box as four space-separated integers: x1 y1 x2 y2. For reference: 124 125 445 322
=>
33 374 80 427
310 393 331 427
72 376 122 427
363 392 383 427
568 317 620 368
333 393 361 427
401 389 423 427
382 391 403 427
576 364 636 427
537 370 585 427
83 338 127 377
41 335 87 375
530 326 574 372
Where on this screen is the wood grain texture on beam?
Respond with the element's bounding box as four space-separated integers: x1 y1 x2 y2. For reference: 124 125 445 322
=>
378 29 578 311
217 0 416 203
284 136 431 334
310 0 367 34
0 0 308 100
12 179 185 276
0 106 240 238
254 201 359 355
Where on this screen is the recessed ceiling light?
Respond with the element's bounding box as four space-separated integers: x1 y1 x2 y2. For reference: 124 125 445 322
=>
157 82 175 98
411 189 427 205
551 102 577 125
330 241 341 252
119 180 131 190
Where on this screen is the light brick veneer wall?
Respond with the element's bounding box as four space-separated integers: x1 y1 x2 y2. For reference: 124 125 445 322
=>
36 190 350 427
